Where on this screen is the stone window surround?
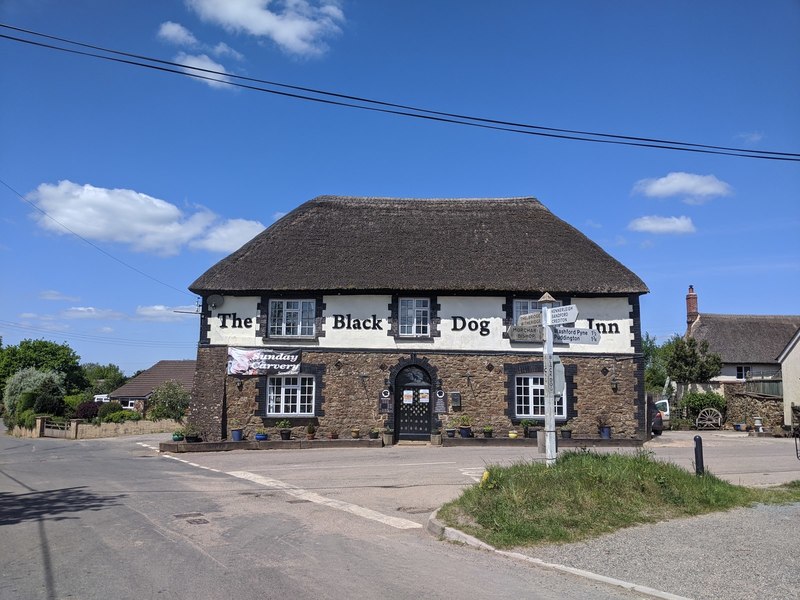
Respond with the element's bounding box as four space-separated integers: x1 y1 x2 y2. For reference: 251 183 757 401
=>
256 362 326 420
258 293 326 342
387 294 441 341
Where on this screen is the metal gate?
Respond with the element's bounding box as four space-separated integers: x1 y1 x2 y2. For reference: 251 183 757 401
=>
395 366 432 440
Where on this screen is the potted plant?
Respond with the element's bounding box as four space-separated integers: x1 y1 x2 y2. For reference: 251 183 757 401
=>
230 420 244 442
255 427 269 441
276 419 292 440
445 427 456 438
482 425 493 438
351 427 360 439
508 430 519 439
429 428 441 445
597 414 612 439
368 427 380 439
328 430 339 439
520 419 534 438
383 428 395 446
172 427 185 442
560 426 573 439
184 425 201 443
306 423 317 440
456 414 473 438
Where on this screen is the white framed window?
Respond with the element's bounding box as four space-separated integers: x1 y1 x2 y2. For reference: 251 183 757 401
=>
269 299 315 337
736 365 751 380
512 299 562 325
515 373 566 419
267 375 315 416
399 298 430 336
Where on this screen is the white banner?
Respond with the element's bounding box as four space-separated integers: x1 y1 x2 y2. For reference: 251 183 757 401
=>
227 347 301 376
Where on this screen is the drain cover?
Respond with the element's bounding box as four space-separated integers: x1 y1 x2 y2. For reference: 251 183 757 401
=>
186 518 209 525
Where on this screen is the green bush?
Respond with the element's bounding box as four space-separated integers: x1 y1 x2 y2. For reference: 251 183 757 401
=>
679 392 726 418
148 380 189 421
17 408 37 430
32 378 65 416
98 401 124 421
104 410 141 424
17 391 37 413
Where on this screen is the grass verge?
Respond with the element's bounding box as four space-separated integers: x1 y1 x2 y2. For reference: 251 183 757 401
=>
437 450 800 549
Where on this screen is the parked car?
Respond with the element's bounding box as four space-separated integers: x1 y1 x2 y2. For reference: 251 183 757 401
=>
655 399 670 427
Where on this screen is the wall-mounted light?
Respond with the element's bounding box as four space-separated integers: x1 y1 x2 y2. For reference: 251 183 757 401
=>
235 379 243 390
384 377 390 387
611 378 618 393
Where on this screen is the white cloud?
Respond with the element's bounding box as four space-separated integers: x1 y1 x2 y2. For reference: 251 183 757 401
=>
61 307 127 320
633 172 732 205
272 211 287 221
735 131 764 144
627 216 696 234
175 52 232 88
187 0 345 57
190 218 265 252
158 21 199 46
40 290 80 302
28 181 223 256
135 305 199 321
212 42 244 60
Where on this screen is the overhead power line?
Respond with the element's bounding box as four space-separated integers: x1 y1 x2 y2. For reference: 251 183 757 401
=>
1 23 798 162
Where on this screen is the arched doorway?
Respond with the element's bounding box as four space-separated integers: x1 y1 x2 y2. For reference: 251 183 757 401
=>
394 365 433 441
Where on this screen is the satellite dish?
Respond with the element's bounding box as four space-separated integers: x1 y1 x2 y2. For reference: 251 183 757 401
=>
207 294 225 309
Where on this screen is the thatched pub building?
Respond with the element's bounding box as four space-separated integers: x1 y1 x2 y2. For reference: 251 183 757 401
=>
188 196 649 443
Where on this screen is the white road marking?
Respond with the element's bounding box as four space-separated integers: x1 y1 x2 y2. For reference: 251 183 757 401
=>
459 467 485 482
227 470 422 530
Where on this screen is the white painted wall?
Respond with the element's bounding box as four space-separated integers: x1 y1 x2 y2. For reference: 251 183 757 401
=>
205 294 637 354
780 334 800 426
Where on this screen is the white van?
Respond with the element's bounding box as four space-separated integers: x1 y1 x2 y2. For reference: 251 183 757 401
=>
655 399 670 427
93 394 110 403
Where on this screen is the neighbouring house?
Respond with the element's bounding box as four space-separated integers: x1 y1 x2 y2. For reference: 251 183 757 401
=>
778 328 800 428
187 196 649 443
684 285 800 428
109 360 196 410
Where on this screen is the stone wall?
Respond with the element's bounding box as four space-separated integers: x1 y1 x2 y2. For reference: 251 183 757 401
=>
726 394 785 430
190 347 646 441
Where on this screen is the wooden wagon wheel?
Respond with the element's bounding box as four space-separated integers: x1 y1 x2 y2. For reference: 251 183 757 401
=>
695 407 722 430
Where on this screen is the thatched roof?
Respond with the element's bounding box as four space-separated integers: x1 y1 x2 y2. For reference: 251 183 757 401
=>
109 360 196 400
190 196 648 295
688 314 800 364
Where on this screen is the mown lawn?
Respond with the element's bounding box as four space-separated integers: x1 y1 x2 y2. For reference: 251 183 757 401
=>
437 450 800 548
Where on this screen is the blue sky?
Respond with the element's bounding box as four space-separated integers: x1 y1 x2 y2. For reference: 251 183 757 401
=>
1 1 798 375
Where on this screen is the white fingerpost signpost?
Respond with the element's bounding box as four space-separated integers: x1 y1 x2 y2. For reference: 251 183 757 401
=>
537 293 559 466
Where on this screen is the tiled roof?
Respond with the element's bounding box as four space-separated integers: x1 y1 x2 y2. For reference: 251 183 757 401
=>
688 314 800 364
190 196 648 295
110 360 196 399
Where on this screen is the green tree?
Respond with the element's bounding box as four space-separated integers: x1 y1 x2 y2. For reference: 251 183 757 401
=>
148 380 190 421
0 339 87 400
643 333 683 392
82 362 127 394
666 337 722 383
2 367 65 427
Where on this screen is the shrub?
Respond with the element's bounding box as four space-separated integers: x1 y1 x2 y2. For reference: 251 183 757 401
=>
148 380 190 421
4 368 65 419
75 400 101 420
104 410 140 424
680 392 726 418
17 408 37 430
32 378 65 416
98 401 124 421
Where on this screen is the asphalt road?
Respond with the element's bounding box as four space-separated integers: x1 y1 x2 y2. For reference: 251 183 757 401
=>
2 429 798 600
1 431 646 600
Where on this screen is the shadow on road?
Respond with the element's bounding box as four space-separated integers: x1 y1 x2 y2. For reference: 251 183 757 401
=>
0 485 125 525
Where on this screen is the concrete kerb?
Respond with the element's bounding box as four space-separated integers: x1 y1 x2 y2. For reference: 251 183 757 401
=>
426 510 691 600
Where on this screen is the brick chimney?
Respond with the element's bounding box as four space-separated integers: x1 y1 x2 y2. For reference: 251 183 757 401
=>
686 285 698 326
